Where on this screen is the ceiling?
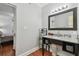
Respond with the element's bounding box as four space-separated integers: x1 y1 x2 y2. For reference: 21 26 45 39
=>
36 3 48 8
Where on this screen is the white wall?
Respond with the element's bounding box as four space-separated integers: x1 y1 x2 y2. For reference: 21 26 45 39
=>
14 3 42 55
42 3 79 39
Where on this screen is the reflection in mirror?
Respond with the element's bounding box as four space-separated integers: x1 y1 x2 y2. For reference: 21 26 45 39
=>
50 11 73 28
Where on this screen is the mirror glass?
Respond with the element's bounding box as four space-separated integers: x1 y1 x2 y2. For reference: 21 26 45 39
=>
50 11 73 28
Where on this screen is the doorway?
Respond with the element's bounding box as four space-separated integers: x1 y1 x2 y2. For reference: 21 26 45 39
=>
0 3 16 56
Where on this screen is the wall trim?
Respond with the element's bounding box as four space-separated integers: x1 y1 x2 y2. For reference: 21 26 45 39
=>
19 46 39 56
18 45 54 56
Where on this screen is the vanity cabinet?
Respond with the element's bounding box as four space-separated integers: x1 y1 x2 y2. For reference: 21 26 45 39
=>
42 36 79 56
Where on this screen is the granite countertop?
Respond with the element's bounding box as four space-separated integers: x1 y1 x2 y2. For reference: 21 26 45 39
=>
43 35 79 44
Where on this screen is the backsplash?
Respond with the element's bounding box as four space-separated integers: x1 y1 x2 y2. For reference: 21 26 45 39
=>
48 31 77 39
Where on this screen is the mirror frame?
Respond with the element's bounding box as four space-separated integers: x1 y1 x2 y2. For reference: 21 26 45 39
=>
48 7 77 30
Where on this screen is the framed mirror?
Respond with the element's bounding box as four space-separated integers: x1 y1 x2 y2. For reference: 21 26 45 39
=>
48 7 77 30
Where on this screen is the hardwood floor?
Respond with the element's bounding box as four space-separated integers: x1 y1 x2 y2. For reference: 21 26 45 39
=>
0 41 15 56
28 49 52 56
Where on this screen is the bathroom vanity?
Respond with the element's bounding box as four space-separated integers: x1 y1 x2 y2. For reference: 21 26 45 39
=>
42 7 79 56
42 35 79 56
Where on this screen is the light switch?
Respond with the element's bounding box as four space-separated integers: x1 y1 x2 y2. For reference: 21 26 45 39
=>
24 26 27 30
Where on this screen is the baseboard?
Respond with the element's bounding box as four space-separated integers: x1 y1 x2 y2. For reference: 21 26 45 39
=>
18 45 54 56
19 46 39 56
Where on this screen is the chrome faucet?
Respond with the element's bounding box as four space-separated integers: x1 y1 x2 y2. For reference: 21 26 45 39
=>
63 34 71 38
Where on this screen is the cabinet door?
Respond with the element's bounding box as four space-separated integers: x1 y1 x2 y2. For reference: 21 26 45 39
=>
63 42 75 54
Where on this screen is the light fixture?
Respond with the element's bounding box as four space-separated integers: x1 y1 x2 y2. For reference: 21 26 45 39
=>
58 8 61 11
51 4 68 14
63 4 68 8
